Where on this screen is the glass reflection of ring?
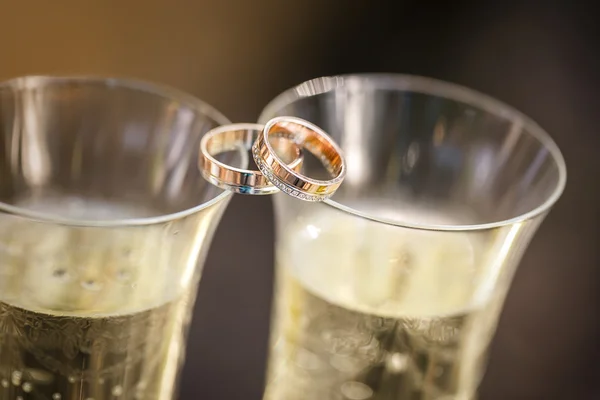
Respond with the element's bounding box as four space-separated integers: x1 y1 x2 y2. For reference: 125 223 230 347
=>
252 117 346 202
199 123 303 195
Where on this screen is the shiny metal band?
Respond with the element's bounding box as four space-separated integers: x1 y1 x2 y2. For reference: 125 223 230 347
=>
252 117 346 202
199 123 303 195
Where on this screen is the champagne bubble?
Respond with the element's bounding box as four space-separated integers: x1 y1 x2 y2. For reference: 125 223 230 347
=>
81 280 103 291
340 381 373 400
112 385 123 396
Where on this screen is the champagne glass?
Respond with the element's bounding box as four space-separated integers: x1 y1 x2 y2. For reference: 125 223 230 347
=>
0 76 245 400
259 74 566 400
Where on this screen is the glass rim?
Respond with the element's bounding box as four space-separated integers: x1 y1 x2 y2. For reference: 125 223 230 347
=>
259 73 567 232
0 75 234 227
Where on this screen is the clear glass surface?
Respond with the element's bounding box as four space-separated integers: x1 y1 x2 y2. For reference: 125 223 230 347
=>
0 76 245 400
259 74 566 400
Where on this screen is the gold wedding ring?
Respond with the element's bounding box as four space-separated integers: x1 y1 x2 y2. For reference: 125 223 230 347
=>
252 117 346 202
199 123 303 195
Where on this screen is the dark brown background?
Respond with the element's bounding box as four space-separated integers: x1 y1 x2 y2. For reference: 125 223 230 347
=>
2 1 598 399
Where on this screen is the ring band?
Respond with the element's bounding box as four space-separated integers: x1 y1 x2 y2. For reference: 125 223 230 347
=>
199 123 303 195
252 117 346 202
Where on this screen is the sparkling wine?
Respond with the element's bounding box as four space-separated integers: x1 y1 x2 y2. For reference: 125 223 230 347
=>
0 198 195 400
264 211 500 400
0 296 190 400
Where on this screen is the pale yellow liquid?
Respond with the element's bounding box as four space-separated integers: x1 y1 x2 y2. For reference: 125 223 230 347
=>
0 199 193 400
264 211 499 400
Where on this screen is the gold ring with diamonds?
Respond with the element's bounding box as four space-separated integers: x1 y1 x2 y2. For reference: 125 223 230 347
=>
199 123 303 195
252 117 346 202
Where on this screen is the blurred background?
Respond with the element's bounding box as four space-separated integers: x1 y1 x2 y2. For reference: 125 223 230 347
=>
1 1 598 399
